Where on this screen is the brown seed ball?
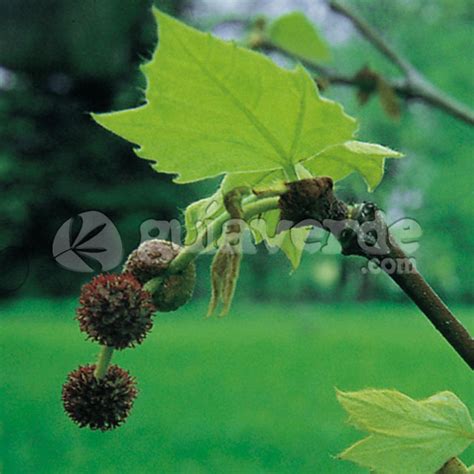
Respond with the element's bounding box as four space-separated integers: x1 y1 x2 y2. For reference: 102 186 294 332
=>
124 239 196 312
77 273 155 349
62 364 137 431
123 239 181 284
152 263 196 312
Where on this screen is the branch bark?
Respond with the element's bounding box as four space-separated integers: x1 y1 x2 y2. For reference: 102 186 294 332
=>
385 239 474 368
279 178 474 369
329 0 415 78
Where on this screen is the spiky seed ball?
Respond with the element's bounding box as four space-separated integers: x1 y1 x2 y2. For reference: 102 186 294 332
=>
77 273 155 349
62 364 137 431
123 239 196 312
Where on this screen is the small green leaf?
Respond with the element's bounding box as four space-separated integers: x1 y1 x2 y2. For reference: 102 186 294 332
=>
270 226 311 270
184 190 223 246
249 208 280 245
267 12 331 63
93 9 356 183
304 141 403 191
337 389 474 474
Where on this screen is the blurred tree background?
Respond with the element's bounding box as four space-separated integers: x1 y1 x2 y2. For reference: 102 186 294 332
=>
0 0 472 304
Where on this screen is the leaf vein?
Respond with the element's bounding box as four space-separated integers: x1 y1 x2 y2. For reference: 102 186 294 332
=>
289 71 308 159
168 27 289 166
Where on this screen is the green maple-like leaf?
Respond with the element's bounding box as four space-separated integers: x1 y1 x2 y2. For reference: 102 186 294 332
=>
266 11 331 64
183 141 401 269
93 9 356 183
92 8 402 269
304 140 402 191
337 389 474 474
220 141 402 193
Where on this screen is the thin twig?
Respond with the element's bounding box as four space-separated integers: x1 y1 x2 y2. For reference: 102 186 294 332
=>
252 4 474 125
385 238 474 368
262 39 474 125
328 0 474 125
285 59 409 97
329 0 415 79
409 80 474 125
338 206 474 370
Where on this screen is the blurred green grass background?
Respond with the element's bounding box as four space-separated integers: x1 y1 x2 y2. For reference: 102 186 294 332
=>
1 299 472 473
